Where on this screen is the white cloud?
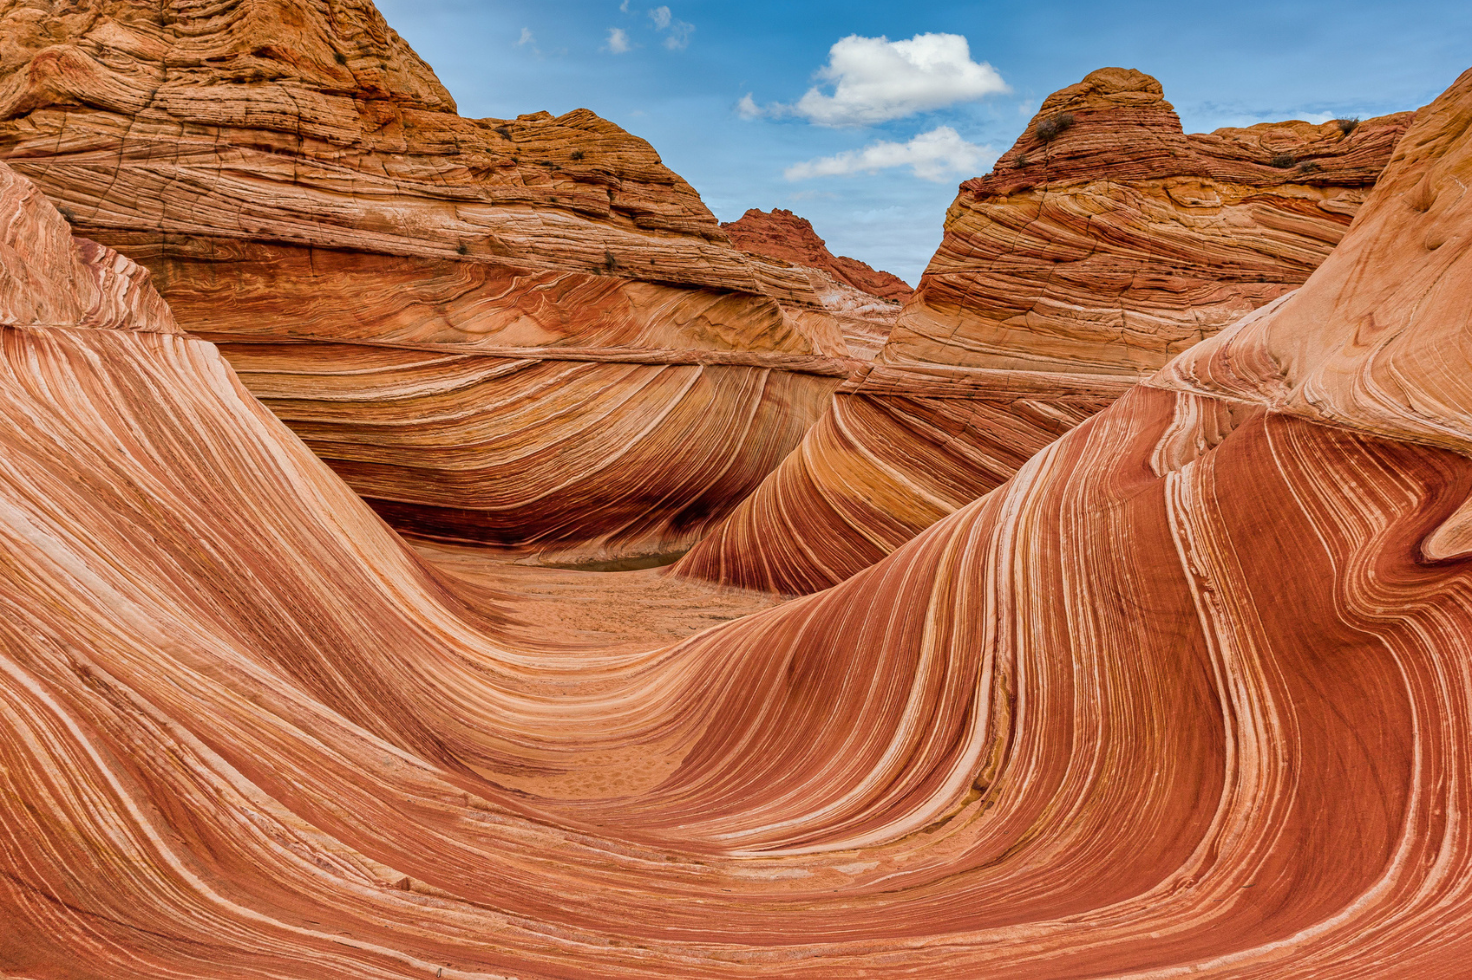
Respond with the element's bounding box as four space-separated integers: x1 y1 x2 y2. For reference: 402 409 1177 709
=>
737 93 761 120
649 5 671 29
784 126 993 182
619 0 630 11
789 33 1007 127
605 27 631 53
663 20 694 50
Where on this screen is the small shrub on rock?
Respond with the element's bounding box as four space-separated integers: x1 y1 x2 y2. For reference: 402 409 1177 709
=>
1335 117 1361 137
1035 112 1075 143
1269 153 1296 169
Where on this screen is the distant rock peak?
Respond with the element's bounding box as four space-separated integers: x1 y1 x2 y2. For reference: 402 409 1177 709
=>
981 67 1411 195
721 208 912 303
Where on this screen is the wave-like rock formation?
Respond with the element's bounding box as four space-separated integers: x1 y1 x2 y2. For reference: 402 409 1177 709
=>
5 58 1472 976
677 68 1412 594
0 0 854 563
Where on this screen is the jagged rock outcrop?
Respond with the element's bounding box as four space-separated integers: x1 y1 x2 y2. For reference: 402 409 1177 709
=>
676 68 1412 594
722 208 908 360
0 0 854 562
4 59 1472 977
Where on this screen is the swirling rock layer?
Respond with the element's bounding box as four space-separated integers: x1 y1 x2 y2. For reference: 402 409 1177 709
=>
5 59 1472 977
677 68 1411 594
0 0 851 560
214 337 842 560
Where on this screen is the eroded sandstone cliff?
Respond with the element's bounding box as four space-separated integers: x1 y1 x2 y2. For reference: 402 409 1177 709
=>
0 0 852 562
677 68 1412 593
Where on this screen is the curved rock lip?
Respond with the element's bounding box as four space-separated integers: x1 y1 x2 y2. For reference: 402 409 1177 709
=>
838 361 1139 399
195 334 862 377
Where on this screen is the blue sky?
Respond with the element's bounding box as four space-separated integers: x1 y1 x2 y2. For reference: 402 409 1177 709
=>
376 0 1472 284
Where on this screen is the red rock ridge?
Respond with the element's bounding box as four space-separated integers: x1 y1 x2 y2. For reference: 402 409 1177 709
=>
675 68 1412 594
723 208 913 302
0 0 857 563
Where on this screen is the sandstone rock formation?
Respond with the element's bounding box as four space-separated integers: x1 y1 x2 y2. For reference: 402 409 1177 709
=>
715 207 906 360
4 58 1472 977
0 0 854 563
677 68 1412 594
722 208 910 359
723 208 912 303
887 68 1413 371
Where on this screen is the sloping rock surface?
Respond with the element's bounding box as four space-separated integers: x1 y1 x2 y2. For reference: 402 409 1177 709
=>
4 60 1472 978
677 68 1411 593
0 0 852 562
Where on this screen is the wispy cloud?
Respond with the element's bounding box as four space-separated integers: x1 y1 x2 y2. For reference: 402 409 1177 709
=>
646 5 693 50
785 126 993 182
750 33 1007 127
663 21 694 50
605 27 631 53
737 94 761 120
516 27 543 57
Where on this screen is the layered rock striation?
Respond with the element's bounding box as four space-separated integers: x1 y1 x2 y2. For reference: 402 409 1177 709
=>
722 208 912 303
4 60 1472 977
0 0 854 562
677 68 1412 594
887 67 1412 371
721 208 909 360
